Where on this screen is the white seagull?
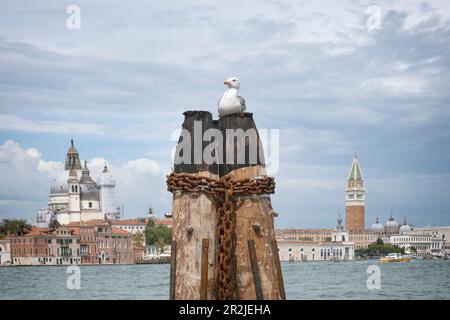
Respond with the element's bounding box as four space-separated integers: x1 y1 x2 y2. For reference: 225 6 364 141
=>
218 77 246 118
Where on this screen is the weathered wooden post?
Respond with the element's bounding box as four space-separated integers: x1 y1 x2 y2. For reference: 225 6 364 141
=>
168 111 219 300
218 112 285 300
167 110 285 300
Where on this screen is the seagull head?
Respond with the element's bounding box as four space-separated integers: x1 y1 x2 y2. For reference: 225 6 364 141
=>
224 77 240 89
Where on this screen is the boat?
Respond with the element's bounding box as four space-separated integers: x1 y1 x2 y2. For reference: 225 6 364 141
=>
379 253 412 263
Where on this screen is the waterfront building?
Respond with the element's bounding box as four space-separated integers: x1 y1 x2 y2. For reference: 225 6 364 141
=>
347 231 379 250
409 226 450 250
10 228 81 266
67 220 134 264
10 228 51 265
276 228 334 242
111 219 146 235
35 140 119 227
345 153 365 233
277 215 355 261
154 217 173 228
390 233 445 255
278 240 355 262
47 226 81 265
0 236 11 265
9 220 134 265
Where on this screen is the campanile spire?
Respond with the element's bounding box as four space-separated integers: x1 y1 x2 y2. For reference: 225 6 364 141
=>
345 153 365 233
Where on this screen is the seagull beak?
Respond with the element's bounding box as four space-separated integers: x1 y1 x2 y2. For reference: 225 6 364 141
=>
224 80 231 85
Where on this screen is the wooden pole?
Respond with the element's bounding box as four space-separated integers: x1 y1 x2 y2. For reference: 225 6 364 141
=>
170 111 219 300
218 112 285 300
200 238 209 300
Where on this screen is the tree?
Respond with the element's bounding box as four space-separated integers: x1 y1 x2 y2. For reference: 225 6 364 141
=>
376 237 384 245
144 220 172 247
133 232 144 248
0 219 32 236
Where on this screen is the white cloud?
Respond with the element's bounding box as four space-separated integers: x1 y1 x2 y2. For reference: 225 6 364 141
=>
0 115 105 135
361 76 430 95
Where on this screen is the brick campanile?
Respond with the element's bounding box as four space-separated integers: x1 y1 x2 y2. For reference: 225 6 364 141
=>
345 153 365 233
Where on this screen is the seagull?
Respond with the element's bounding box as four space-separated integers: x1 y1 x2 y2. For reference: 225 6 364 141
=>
218 77 246 118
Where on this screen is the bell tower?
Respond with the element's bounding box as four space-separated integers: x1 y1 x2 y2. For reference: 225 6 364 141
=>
68 168 81 222
65 139 82 171
345 153 365 233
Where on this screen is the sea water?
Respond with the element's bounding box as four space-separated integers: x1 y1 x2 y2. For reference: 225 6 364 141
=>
0 259 448 299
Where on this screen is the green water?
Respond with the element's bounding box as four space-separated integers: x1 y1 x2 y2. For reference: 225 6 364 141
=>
0 259 448 299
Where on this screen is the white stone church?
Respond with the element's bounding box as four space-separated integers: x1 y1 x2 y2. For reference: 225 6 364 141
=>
35 140 120 227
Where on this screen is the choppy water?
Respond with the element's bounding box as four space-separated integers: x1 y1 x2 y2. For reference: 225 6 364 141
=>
0 260 449 299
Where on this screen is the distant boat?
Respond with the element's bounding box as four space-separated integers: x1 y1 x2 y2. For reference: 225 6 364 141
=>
379 253 412 263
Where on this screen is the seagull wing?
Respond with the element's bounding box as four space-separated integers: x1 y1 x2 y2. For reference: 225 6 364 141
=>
238 95 246 111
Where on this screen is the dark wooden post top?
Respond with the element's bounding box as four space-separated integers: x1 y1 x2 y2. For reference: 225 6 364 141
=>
218 112 265 176
174 110 218 174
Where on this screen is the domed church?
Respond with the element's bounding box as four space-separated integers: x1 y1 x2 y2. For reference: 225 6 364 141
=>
399 217 412 234
384 211 399 235
35 140 119 227
370 215 384 234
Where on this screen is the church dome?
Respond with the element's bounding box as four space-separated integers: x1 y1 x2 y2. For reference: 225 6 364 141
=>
399 217 412 233
371 216 384 233
385 213 399 233
50 179 68 194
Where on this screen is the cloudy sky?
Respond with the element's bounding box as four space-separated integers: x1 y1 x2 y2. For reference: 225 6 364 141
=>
0 0 449 228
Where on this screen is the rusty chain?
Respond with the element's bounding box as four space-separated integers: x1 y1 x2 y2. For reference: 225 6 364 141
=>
166 171 275 300
166 172 275 196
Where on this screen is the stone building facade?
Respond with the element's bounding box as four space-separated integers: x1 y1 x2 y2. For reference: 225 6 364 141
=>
0 237 11 265
277 215 355 261
9 221 134 265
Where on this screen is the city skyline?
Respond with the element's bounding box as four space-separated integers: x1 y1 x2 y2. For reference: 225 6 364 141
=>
1 1 450 228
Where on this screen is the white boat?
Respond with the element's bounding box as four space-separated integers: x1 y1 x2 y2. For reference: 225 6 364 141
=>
379 253 412 263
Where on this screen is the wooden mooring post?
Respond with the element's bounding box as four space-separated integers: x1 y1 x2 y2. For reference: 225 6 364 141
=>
218 113 285 300
168 111 285 300
170 111 219 300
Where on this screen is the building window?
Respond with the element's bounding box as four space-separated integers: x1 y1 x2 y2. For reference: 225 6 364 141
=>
89 202 92 208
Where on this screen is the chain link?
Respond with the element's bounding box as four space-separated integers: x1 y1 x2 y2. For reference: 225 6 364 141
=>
166 171 275 300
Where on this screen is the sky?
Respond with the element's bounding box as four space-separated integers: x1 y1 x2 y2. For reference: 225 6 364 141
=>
0 0 449 228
